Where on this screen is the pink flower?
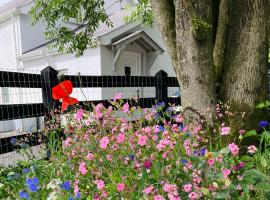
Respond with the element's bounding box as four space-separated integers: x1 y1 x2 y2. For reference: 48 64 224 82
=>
182 183 192 193
74 109 83 121
116 183 125 192
208 158 215 167
142 185 154 194
79 162 87 175
114 93 122 102
64 137 72 147
95 180 105 190
154 195 164 200
175 115 184 123
123 102 129 113
247 145 257 154
106 155 112 161
222 168 231 178
239 129 246 135
188 192 199 200
221 127 230 135
87 152 94 160
116 133 125 144
138 134 148 146
99 136 109 149
144 160 152 169
228 143 239 156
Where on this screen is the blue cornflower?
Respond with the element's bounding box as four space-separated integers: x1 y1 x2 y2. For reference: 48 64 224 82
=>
68 197 74 200
179 124 184 131
259 121 269 128
10 137 17 145
200 147 206 156
19 191 29 199
22 168 30 174
129 154 135 161
181 159 187 165
75 192 81 199
60 181 71 191
159 125 164 132
25 177 39 192
193 150 199 156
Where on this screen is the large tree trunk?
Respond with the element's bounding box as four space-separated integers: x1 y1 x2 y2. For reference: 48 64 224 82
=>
220 0 269 129
174 1 216 120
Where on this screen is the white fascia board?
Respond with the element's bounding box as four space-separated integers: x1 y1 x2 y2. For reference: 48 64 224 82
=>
0 9 20 23
97 22 141 45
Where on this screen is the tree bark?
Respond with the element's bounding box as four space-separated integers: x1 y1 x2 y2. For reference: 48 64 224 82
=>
220 0 269 129
174 1 216 120
213 0 229 87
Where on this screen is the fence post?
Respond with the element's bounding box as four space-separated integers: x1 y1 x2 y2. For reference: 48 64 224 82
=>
155 70 168 103
41 66 58 112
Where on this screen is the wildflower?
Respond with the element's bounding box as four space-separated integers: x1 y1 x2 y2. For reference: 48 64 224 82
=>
208 158 215 167
74 109 83 121
10 137 17 145
228 143 239 156
239 129 245 135
25 177 39 192
182 183 192 193
144 160 152 169
114 93 122 102
87 153 94 160
60 181 71 191
188 192 199 200
129 154 135 161
95 180 105 190
175 115 184 123
79 162 87 175
142 185 154 194
116 183 125 192
64 137 72 147
123 102 129 113
154 195 164 200
221 127 230 135
138 134 148 146
259 121 269 128
19 191 29 199
199 147 206 156
22 168 30 174
222 168 231 179
99 136 109 149
247 145 257 154
75 192 81 199
116 133 125 144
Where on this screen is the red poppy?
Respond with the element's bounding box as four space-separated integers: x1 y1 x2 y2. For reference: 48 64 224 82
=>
52 80 78 111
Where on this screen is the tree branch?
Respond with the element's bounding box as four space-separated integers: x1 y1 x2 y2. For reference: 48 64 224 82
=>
213 0 230 87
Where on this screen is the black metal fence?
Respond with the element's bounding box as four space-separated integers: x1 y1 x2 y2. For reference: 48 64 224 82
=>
0 66 180 158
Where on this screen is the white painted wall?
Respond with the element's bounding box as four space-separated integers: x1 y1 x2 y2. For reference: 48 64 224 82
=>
0 18 17 69
19 13 47 53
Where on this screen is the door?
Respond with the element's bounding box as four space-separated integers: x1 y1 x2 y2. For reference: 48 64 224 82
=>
115 51 142 99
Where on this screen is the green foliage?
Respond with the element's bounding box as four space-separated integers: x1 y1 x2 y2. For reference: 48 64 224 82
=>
29 0 112 57
29 0 154 57
124 0 153 26
191 16 212 40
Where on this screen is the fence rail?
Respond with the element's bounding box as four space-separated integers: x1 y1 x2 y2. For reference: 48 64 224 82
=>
0 67 180 156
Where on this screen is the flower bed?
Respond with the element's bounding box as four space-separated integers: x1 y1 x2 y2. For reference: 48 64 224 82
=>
0 96 269 200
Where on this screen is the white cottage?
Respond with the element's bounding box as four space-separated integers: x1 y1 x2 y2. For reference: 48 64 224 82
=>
0 0 178 132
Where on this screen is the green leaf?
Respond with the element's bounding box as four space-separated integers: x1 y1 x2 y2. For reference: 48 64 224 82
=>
219 147 230 154
253 182 270 191
7 172 15 176
214 192 227 199
201 187 210 196
244 130 257 138
261 156 268 168
241 155 252 162
244 169 270 181
256 102 266 109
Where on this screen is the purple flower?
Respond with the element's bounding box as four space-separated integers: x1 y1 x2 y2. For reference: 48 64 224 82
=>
22 168 30 174
144 160 152 169
181 159 187 165
200 147 206 156
19 191 29 199
60 181 71 191
259 121 269 128
25 177 39 192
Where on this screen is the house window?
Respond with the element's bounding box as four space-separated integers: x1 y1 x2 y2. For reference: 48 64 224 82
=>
125 66 131 76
